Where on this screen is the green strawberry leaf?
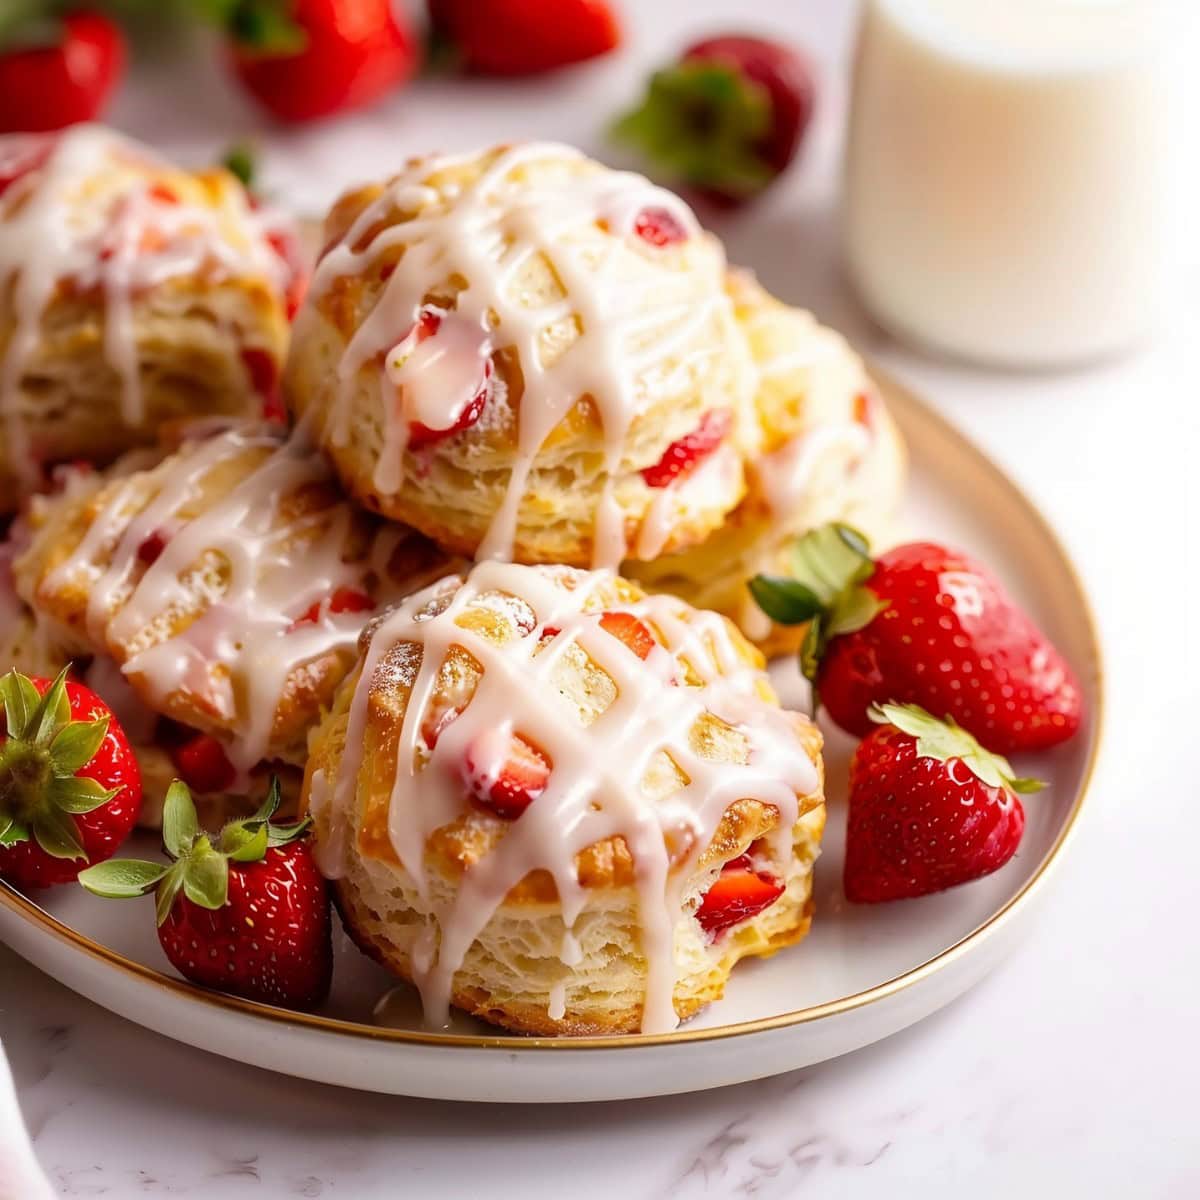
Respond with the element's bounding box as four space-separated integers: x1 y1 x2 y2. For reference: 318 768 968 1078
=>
0 670 40 738
162 779 198 859
47 775 119 814
0 814 27 846
78 858 168 899
799 616 824 690
788 523 875 605
155 862 186 927
265 816 310 847
221 141 258 189
612 61 775 196
27 666 71 748
30 805 86 861
181 842 229 911
251 776 282 823
868 703 1046 795
222 819 268 863
747 576 823 626
826 589 888 639
48 717 109 776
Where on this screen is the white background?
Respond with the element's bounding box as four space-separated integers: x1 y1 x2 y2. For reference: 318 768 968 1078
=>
2 1 1199 1195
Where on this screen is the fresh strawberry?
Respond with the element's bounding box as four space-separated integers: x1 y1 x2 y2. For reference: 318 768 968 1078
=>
613 33 815 204
695 853 784 938
463 731 550 819
750 525 1083 754
168 732 236 796
290 586 374 630
844 703 1040 903
224 0 419 124
0 668 141 890
0 12 126 134
434 0 620 76
81 779 331 1009
641 409 732 488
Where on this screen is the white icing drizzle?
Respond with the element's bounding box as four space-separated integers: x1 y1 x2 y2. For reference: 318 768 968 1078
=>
320 562 817 1034
309 143 733 568
39 424 406 774
0 125 291 480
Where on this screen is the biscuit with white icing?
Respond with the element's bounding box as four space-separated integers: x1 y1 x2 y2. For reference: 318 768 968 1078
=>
304 562 825 1036
0 125 301 512
285 143 757 568
628 273 906 656
13 424 458 780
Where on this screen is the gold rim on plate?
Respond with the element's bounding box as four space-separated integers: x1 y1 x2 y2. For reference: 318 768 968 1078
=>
0 367 1104 1052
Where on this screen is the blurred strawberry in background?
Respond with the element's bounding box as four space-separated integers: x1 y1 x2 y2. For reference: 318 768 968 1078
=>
217 0 419 122
614 33 816 205
0 6 127 132
431 0 621 76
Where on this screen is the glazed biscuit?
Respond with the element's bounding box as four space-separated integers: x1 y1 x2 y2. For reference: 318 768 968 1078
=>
286 143 757 568
14 423 459 780
629 272 906 655
304 562 825 1035
0 125 301 512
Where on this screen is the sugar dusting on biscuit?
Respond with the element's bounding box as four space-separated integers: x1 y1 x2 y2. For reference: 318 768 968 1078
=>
312 562 820 1034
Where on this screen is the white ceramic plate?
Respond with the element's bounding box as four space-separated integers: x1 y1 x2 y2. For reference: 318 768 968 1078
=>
0 373 1102 1103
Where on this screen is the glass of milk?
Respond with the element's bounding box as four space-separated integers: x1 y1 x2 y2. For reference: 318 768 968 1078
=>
843 0 1176 368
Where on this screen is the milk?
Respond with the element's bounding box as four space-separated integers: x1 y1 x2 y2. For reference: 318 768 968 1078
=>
843 0 1175 367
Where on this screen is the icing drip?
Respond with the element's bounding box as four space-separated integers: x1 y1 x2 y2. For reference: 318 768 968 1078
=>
310 143 732 568
322 562 818 1034
0 125 291 480
40 424 405 775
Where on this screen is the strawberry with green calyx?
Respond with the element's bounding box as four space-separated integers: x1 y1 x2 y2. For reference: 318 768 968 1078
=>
613 34 815 205
80 778 332 1010
844 703 1042 903
750 525 1083 755
0 8 127 134
214 0 419 124
0 667 142 890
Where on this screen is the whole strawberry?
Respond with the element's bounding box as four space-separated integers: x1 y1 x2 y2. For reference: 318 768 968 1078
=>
0 667 142 890
80 779 331 1010
0 11 127 134
433 0 621 76
844 703 1041 903
224 0 419 123
613 34 816 204
750 525 1083 754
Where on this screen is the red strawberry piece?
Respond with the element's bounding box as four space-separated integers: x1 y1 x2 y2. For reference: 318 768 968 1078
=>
749 525 1083 755
226 0 419 124
0 668 142 890
0 12 127 134
844 703 1039 903
642 409 732 488
265 230 308 319
80 779 332 1010
695 853 784 938
290 586 374 631
403 308 493 449
169 732 237 795
613 33 815 205
240 347 284 421
435 0 620 76
146 183 179 206
136 529 169 565
463 732 550 819
598 610 656 660
633 207 689 247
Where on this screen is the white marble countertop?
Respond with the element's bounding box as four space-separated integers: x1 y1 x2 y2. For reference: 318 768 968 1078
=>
3 1 1199 1195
